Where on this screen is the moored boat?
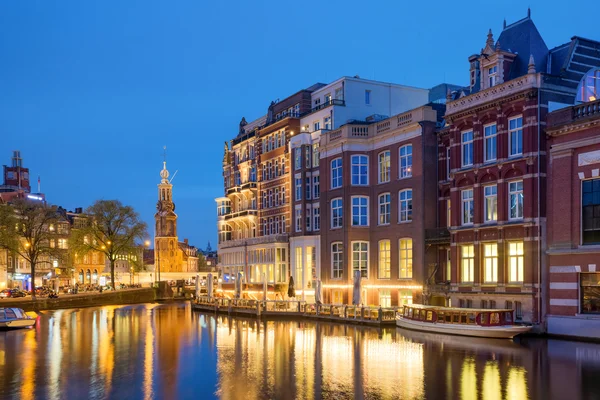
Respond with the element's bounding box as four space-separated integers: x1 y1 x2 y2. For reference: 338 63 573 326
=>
0 308 38 329
396 304 531 339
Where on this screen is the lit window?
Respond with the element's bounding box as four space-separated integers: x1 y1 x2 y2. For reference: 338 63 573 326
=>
484 124 497 162
399 189 412 222
324 116 332 130
461 245 475 283
446 199 451 228
378 193 391 225
582 178 600 244
399 145 412 178
352 241 368 278
331 198 343 228
379 290 391 307
399 238 413 279
462 131 474 167
508 242 524 283
577 68 600 103
331 158 342 189
484 185 497 222
351 155 368 186
378 240 391 279
483 243 498 283
399 290 413 306
332 242 343 279
378 151 390 183
351 196 368 226
312 143 320 167
508 116 523 157
509 180 524 220
462 189 474 225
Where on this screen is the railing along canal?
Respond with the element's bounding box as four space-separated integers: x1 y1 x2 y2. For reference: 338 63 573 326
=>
194 297 398 324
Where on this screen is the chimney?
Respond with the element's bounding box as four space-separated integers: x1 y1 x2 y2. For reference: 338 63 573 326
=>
184 238 189 245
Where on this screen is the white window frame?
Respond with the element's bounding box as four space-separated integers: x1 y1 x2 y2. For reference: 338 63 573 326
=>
398 189 413 223
294 147 302 170
351 196 369 227
313 204 320 231
484 184 497 223
461 188 474 225
295 176 302 201
313 174 320 199
508 116 523 157
489 65 498 87
484 123 497 162
378 151 390 183
331 158 342 189
462 130 474 167
508 241 524 283
461 244 475 283
331 242 343 279
351 241 369 279
508 180 524 220
399 144 412 178
351 155 369 186
331 198 343 229
483 243 498 283
399 238 413 279
378 240 391 279
378 193 391 225
294 207 302 233
305 204 312 232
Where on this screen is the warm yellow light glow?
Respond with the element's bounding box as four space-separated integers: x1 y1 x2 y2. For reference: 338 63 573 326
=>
460 357 477 400
144 240 151 247
506 366 528 400
24 242 30 248
590 96 597 101
101 245 106 250
322 284 422 290
107 241 112 245
482 362 501 400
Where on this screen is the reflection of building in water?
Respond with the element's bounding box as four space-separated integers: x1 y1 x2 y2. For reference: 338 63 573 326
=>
214 319 425 399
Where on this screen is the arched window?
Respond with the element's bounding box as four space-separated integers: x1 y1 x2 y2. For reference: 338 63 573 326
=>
577 68 600 103
86 269 91 282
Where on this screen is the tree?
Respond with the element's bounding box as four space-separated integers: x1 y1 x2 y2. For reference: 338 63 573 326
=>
197 252 207 272
0 200 61 299
69 200 147 290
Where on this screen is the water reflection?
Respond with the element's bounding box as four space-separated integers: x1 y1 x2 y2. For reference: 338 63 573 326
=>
0 303 599 399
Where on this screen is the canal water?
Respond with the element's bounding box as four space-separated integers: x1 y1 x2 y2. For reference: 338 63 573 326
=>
0 303 599 400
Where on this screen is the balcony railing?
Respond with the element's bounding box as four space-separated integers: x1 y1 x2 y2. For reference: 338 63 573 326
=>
219 234 289 249
425 228 451 244
309 99 345 113
223 209 258 220
574 99 600 120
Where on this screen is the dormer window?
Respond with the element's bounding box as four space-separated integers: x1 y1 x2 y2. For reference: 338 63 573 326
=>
488 66 498 87
577 68 600 103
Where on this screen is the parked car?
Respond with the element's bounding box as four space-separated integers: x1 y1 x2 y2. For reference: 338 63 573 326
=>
10 289 27 298
0 289 12 298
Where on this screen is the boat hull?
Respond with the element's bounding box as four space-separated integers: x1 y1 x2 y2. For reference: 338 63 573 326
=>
0 319 36 329
396 316 531 339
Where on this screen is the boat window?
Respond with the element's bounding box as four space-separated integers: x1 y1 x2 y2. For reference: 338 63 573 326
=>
426 311 433 321
490 312 500 324
452 313 460 323
505 312 512 323
5 309 16 319
13 309 24 318
404 307 409 316
438 311 445 323
446 313 452 323
460 314 467 324
467 313 476 324
408 308 413 318
480 312 489 325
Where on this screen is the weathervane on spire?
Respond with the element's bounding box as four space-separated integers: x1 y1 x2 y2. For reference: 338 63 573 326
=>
160 145 170 182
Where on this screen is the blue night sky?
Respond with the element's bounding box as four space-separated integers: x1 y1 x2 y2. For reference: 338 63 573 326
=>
0 1 595 249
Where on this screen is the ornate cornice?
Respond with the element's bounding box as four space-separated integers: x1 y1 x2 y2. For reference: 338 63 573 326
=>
446 73 541 122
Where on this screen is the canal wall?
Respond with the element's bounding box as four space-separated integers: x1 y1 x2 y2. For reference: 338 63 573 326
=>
1 288 158 312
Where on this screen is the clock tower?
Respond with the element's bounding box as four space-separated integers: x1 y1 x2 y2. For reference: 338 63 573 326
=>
155 161 179 275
